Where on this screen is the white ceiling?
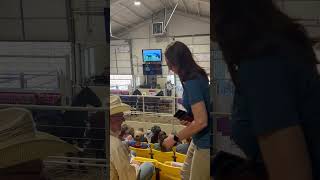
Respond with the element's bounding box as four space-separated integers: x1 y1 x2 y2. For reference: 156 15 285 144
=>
110 0 210 35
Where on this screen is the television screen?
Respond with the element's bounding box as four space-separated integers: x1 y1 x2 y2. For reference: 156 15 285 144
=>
143 64 162 75
142 49 162 62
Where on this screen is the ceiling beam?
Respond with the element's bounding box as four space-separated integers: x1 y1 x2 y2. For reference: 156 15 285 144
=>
187 0 209 4
197 1 201 16
167 0 174 10
118 3 146 21
111 18 130 29
110 0 123 5
159 0 167 9
114 9 209 37
140 0 156 14
181 0 189 14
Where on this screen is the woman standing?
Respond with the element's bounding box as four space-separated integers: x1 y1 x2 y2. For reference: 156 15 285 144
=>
213 0 320 179
163 41 211 180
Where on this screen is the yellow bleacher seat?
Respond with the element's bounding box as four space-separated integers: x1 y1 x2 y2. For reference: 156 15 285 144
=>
175 152 186 163
151 149 175 163
149 143 155 149
133 157 157 180
130 147 152 158
133 157 158 166
157 162 182 180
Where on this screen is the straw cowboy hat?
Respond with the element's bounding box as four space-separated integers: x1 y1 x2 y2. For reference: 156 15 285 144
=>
0 108 79 168
110 95 130 116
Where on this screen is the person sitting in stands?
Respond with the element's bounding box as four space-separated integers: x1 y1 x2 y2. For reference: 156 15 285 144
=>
137 128 148 142
176 137 192 155
145 129 153 143
154 131 172 152
150 125 161 144
110 96 154 180
120 124 133 141
128 127 135 139
128 130 149 149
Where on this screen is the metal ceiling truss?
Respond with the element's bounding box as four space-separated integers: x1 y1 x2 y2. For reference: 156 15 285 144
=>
118 3 146 21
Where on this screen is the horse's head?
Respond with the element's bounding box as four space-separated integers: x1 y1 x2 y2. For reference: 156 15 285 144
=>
72 87 102 107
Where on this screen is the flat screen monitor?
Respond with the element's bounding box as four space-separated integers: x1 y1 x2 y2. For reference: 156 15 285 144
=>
143 64 162 75
142 49 162 62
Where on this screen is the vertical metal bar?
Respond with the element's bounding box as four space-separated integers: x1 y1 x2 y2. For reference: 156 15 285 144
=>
20 73 24 89
19 0 26 40
115 48 118 74
65 0 77 86
65 56 71 105
142 96 145 112
65 0 73 41
56 71 60 89
172 96 175 115
105 105 109 179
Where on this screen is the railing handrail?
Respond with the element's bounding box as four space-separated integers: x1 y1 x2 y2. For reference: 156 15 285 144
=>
0 72 57 76
0 104 107 111
0 88 60 93
113 94 182 99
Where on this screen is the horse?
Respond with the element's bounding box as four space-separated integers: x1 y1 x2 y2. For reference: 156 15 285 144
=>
87 111 106 160
59 86 102 170
60 86 102 147
33 87 103 170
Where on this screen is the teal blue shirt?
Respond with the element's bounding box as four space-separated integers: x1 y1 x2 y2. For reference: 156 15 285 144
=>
182 76 211 149
231 56 320 179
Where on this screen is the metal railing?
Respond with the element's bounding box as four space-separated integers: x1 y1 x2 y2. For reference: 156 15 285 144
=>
114 94 180 116
0 72 60 90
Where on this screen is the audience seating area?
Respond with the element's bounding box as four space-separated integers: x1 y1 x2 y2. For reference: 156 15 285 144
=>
130 144 187 180
129 146 186 163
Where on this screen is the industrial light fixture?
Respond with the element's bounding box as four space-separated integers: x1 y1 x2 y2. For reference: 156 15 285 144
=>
134 1 141 6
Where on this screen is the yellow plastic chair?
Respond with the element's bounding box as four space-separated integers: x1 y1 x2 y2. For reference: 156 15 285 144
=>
129 147 152 158
164 161 184 168
157 162 182 180
149 143 155 149
133 157 158 180
175 152 187 163
151 149 175 163
133 157 158 166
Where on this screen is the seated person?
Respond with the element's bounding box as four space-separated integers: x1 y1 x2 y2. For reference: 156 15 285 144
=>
128 131 149 149
137 128 148 142
176 137 191 155
154 131 172 152
120 124 133 141
145 129 153 143
128 127 135 139
110 96 154 180
150 125 161 143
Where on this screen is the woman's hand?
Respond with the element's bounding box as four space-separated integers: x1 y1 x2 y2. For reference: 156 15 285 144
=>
180 120 191 126
162 134 176 149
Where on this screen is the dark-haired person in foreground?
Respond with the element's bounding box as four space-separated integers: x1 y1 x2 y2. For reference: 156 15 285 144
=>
213 0 320 179
163 41 211 180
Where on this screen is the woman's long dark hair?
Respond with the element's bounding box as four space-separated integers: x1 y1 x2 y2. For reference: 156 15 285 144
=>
165 41 208 82
212 0 318 86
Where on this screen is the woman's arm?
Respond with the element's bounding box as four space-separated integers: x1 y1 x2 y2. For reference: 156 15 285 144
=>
176 101 208 140
258 125 313 180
